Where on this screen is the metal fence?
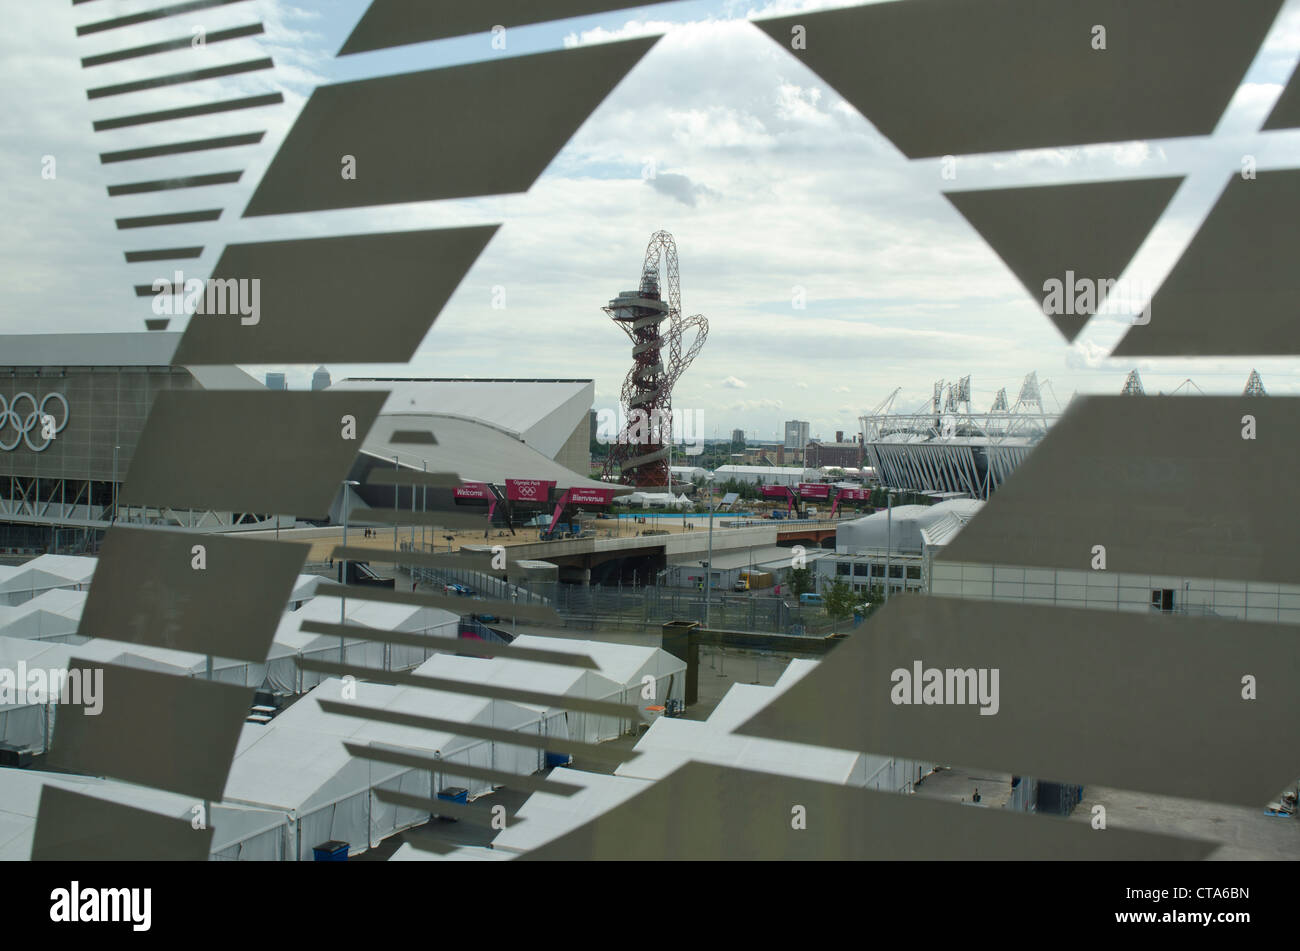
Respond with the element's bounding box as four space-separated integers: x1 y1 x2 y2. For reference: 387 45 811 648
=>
368 543 862 638
516 582 856 637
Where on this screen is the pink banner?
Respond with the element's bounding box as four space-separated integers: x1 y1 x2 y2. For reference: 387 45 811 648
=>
567 487 617 506
760 485 791 498
506 479 556 503
837 487 869 501
454 482 493 501
797 483 831 499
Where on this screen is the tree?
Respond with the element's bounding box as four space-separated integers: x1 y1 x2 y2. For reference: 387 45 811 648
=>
823 578 857 618
787 566 813 597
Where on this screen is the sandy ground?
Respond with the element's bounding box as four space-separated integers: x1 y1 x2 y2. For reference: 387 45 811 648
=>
278 516 771 562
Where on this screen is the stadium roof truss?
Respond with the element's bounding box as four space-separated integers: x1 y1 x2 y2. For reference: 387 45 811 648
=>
859 373 1062 500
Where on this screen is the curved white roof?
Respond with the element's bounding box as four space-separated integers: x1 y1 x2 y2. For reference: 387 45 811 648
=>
333 378 592 461
361 412 618 492
836 499 985 554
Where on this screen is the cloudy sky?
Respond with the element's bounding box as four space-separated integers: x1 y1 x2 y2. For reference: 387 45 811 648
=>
4 0 1300 442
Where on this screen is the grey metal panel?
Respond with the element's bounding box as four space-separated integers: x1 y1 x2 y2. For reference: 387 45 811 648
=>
243 37 658 216
0 365 197 483
754 0 1282 158
170 227 497 365
736 596 1300 808
78 526 309 661
945 178 1181 342
1262 70 1300 129
1112 170 1300 355
938 395 1300 584
45 662 253 801
340 0 649 53
32 786 213 861
523 761 1214 860
118 389 387 517
0 332 180 366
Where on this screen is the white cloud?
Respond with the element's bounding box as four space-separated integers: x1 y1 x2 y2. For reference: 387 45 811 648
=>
5 0 1299 439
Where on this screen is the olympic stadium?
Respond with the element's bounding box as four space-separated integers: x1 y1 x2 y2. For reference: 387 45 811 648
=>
859 372 1062 501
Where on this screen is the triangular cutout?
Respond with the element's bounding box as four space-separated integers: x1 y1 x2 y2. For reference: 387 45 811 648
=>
946 177 1181 341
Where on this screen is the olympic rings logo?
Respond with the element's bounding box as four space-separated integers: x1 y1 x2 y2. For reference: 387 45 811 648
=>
0 393 70 452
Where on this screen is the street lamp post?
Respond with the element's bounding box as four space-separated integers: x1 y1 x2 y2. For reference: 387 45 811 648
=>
111 445 120 525
884 490 895 603
705 476 715 627
340 479 360 663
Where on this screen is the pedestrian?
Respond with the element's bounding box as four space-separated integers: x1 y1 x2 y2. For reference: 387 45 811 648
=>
972 788 981 803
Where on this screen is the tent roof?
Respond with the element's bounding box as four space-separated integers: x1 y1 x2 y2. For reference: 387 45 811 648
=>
414 651 622 709
616 718 861 785
224 677 537 813
275 597 458 652
0 769 283 860
389 843 513 861
490 768 650 854
289 574 328 601
774 658 819 694
0 634 273 683
508 635 684 689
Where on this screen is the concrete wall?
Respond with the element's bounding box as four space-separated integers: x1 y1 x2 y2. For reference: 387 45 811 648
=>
554 415 591 478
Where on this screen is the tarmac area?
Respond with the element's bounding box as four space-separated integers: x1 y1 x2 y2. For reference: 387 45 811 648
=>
1069 785 1300 860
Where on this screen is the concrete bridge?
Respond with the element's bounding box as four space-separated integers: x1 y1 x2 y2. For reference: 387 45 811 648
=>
463 520 839 585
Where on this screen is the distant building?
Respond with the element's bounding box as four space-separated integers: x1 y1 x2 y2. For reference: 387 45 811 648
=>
806 431 864 469
311 366 331 391
784 420 809 449
712 465 817 487
265 372 287 390
731 428 745 446
819 499 985 597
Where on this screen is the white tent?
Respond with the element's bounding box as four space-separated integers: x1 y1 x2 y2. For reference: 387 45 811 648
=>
414 650 626 745
622 491 692 509
288 573 329 608
0 588 87 642
506 635 686 730
0 555 96 607
0 638 64 753
616 676 918 794
0 635 289 753
489 767 651 855
222 677 543 860
615 716 871 786
774 658 819 693
270 597 459 694
0 769 287 861
389 843 512 861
